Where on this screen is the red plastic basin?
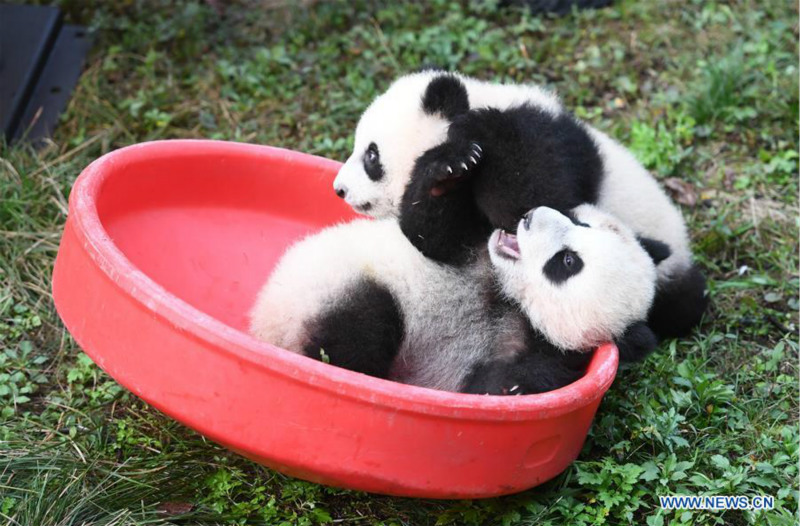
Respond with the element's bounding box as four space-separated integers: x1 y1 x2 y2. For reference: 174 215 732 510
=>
52 140 618 499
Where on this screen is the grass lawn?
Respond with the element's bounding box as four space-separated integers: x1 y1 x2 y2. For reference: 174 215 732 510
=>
1 1 797 524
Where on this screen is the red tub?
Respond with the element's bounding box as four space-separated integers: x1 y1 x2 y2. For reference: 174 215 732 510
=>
52 140 618 498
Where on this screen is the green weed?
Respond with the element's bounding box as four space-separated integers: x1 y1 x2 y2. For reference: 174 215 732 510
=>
1 1 797 525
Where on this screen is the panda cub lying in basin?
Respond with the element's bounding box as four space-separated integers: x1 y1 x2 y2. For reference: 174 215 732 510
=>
250 205 664 395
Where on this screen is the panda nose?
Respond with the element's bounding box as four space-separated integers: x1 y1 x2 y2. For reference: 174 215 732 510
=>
522 209 534 230
334 185 347 199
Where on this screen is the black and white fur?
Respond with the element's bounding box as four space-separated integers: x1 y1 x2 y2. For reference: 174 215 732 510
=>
250 205 663 395
333 71 708 339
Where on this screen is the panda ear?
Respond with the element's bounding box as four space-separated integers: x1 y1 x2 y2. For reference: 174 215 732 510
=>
636 236 671 265
422 74 470 120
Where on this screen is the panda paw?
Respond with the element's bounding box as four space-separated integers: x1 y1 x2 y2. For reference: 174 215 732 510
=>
414 141 483 197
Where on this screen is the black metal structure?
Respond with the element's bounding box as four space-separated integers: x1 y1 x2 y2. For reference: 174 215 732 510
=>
1 4 92 144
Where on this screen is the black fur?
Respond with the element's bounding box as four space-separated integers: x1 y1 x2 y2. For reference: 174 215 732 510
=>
303 278 404 379
422 75 470 120
614 321 658 363
637 236 672 265
301 269 594 395
399 142 492 264
647 264 709 339
542 249 584 285
401 85 604 265
463 324 592 395
400 73 707 339
562 209 590 227
450 105 604 230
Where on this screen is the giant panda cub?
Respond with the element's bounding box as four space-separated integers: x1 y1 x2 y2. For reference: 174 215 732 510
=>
249 204 664 395
333 70 708 340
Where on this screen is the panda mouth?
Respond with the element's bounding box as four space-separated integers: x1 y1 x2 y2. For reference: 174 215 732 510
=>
495 230 521 260
352 202 373 214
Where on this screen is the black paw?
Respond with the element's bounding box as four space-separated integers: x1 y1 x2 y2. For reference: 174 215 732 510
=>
416 141 483 197
614 321 658 363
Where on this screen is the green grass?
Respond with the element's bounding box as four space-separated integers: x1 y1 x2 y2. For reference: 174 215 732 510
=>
1 1 797 524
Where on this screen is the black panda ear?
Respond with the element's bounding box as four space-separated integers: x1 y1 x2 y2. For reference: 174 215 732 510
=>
636 236 671 265
422 74 470 120
614 321 659 363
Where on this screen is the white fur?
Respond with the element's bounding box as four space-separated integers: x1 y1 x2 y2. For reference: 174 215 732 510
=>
587 128 692 279
250 207 658 391
336 71 692 280
334 74 450 217
489 205 657 351
249 218 495 391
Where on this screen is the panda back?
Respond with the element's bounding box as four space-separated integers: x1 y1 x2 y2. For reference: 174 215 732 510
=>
249 218 496 391
587 128 693 277
462 76 562 115
249 218 420 351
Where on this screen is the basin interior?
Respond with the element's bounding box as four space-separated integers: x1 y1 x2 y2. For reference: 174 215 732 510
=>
96 151 355 332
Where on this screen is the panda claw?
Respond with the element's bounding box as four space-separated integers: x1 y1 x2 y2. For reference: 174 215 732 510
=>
469 155 478 165
460 162 468 171
471 142 482 153
446 165 453 175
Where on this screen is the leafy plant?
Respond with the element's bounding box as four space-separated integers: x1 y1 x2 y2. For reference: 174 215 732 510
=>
1 0 796 524
629 113 696 177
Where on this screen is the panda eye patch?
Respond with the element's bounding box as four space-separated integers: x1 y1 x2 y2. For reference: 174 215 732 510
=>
543 248 584 284
363 143 385 182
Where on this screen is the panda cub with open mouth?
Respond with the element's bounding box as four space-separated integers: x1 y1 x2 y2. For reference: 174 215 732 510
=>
465 205 662 394
250 204 662 395
334 70 708 340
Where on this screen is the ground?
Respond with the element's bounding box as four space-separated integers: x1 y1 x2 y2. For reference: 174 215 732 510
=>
1 1 797 525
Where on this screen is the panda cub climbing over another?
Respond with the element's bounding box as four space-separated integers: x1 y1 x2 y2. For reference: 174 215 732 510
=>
333 70 708 340
250 205 665 395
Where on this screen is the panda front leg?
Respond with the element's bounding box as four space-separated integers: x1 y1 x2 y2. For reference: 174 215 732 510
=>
420 108 545 232
415 112 488 196
302 278 404 379
399 142 490 265
412 140 484 196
